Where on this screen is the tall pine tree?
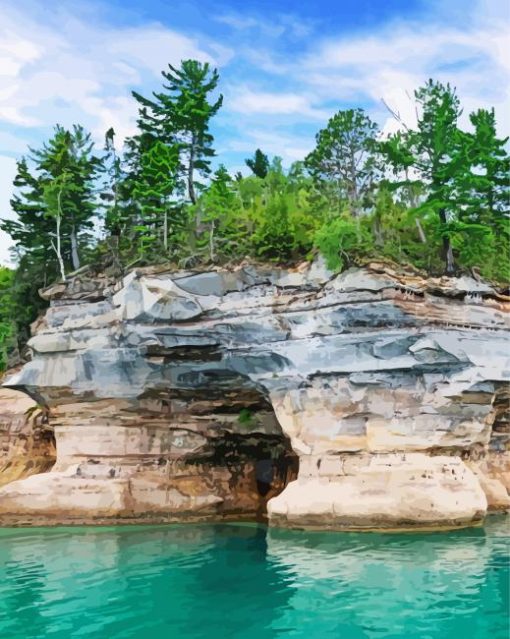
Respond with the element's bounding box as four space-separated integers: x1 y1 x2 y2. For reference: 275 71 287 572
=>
132 59 223 204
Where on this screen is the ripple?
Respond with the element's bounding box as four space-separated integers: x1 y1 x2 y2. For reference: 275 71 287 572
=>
0 520 508 639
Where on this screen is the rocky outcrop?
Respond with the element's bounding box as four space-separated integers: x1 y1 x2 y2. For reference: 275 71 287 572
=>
0 260 508 528
0 387 55 489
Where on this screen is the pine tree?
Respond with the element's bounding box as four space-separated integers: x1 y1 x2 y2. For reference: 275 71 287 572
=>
132 59 223 204
1 125 99 280
1 158 56 275
381 80 468 274
197 165 242 260
132 141 180 256
245 149 269 178
464 108 509 227
33 125 100 273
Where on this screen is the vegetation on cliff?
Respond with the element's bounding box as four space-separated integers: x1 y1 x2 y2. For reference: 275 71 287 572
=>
0 60 508 367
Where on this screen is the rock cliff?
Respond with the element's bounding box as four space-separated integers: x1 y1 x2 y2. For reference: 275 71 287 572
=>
0 260 508 528
0 387 55 489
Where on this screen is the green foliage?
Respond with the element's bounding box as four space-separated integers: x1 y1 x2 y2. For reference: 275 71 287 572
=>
2 67 509 360
305 108 380 216
245 149 270 179
315 214 373 271
132 141 180 257
132 59 223 204
0 268 15 371
238 408 253 426
378 79 509 276
2 125 99 279
194 165 243 260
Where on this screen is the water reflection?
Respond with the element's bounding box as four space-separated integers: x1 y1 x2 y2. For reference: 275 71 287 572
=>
0 519 508 639
266 519 509 639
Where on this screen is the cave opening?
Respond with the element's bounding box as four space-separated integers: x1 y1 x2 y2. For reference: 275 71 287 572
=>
166 384 299 521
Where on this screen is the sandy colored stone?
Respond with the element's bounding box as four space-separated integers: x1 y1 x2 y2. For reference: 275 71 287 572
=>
268 454 488 529
0 388 55 488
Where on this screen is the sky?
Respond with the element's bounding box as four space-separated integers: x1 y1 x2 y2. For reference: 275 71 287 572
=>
0 0 509 265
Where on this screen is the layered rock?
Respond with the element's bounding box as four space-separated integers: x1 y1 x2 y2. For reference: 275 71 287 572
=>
0 387 55 488
0 260 508 528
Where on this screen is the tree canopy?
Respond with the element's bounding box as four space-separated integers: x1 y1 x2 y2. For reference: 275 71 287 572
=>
1 67 508 369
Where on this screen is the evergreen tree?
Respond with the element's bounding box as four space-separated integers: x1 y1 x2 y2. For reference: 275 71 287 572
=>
463 108 509 226
451 108 510 279
196 165 242 260
1 158 56 277
132 60 223 204
132 141 180 257
0 267 16 371
101 127 124 236
381 80 468 274
34 125 100 272
245 149 269 178
1 125 99 353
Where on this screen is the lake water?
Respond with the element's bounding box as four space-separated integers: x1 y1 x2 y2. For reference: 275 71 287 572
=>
0 518 508 639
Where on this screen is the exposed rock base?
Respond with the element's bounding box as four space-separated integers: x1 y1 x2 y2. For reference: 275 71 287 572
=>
1 260 508 528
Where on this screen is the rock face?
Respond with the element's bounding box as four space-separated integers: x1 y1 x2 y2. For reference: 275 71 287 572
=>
1 260 509 528
0 387 55 489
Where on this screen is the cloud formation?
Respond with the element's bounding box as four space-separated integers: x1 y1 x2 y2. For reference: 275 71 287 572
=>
0 0 508 264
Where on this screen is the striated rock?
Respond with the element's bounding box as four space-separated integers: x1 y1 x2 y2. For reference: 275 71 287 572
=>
0 387 55 488
0 261 509 528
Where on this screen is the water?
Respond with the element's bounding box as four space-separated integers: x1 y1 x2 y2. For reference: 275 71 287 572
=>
0 519 508 639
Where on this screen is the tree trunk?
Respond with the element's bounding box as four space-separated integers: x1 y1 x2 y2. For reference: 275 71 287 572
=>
415 218 427 243
55 189 66 281
349 147 359 217
209 220 215 262
54 215 66 282
107 236 123 276
372 215 383 247
163 207 168 252
70 226 80 271
188 140 197 204
439 208 454 274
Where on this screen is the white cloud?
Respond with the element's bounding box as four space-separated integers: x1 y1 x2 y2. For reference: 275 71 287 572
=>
0 36 40 78
299 14 510 136
228 87 329 120
0 2 233 263
1 0 509 265
215 12 311 39
216 14 261 31
0 5 230 142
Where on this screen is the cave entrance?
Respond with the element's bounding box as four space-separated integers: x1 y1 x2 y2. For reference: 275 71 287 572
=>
172 385 299 520
255 459 273 496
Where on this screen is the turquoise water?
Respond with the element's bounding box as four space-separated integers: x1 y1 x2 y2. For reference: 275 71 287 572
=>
0 519 508 639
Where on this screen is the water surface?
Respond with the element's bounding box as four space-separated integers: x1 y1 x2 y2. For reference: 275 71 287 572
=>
0 518 508 638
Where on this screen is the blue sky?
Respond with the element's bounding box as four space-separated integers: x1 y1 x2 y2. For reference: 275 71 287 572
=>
0 0 509 264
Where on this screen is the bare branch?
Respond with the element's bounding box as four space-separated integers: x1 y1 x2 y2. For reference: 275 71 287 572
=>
381 98 411 132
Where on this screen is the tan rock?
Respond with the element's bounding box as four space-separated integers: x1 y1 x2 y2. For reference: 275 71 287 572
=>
268 453 488 529
0 388 55 488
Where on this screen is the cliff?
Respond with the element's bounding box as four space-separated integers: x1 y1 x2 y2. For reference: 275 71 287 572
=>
0 260 508 528
0 386 55 489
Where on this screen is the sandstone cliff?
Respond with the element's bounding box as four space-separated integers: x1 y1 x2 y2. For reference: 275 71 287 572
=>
0 386 55 489
0 260 508 528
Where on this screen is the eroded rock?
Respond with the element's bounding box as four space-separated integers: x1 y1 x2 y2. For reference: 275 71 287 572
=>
0 387 55 488
0 261 508 528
